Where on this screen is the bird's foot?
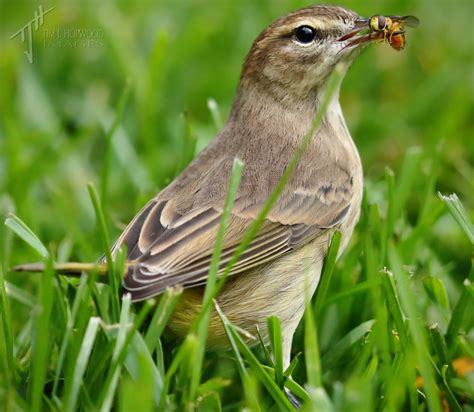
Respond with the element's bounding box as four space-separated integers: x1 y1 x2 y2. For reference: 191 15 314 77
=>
285 387 302 409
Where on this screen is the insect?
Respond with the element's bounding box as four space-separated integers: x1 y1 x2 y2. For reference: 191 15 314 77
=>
368 15 420 50
339 14 419 51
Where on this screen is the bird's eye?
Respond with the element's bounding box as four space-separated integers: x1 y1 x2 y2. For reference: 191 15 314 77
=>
294 25 316 43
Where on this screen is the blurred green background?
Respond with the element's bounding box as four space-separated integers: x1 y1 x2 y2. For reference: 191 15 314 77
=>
0 0 473 409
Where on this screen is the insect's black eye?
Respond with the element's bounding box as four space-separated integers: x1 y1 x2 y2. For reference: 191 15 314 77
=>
369 15 387 31
377 16 387 29
294 25 316 43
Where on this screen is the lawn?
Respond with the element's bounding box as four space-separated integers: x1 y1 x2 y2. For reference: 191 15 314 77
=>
0 0 473 410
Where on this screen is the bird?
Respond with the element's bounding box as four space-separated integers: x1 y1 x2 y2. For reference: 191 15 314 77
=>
112 4 366 368
12 4 404 378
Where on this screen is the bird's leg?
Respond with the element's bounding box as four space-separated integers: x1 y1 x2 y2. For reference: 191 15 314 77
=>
283 335 302 409
285 388 302 409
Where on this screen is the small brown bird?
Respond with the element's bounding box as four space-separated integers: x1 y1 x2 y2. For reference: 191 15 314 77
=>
114 5 367 368
13 5 412 373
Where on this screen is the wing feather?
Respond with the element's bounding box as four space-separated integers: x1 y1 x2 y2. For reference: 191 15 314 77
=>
115 160 354 301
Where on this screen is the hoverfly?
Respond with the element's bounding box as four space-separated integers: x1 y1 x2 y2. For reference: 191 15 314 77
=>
368 15 420 50
339 15 419 51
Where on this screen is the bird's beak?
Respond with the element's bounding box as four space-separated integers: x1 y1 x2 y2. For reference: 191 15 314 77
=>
338 18 379 48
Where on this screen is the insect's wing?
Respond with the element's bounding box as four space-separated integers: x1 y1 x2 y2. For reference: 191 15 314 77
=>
388 15 420 28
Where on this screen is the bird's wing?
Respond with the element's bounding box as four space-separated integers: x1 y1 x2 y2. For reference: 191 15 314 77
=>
232 162 354 227
114 163 353 301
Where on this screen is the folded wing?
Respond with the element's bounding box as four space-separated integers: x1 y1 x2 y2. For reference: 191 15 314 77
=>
113 170 352 302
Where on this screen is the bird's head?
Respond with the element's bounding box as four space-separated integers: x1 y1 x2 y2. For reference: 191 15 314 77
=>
237 5 371 107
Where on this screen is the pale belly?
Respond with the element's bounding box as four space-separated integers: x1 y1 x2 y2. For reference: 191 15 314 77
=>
167 234 329 350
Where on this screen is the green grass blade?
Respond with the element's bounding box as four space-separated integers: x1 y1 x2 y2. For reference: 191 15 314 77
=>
215 300 293 410
100 81 131 209
144 286 182 351
188 157 244 400
202 158 244 304
99 296 154 411
446 266 474 350
99 294 132 412
382 167 395 261
321 320 375 369
305 279 321 388
423 276 450 311
429 324 451 376
428 324 464 411
256 324 276 370
262 364 311 405
304 387 334 412
382 268 418 410
4 214 49 259
87 183 121 322
214 301 248 380
388 243 442 412
240 374 263 412
381 269 410 349
362 200 392 375
64 317 101 412
230 324 294 410
314 230 342 320
320 281 378 308
0 267 15 399
284 352 301 378
392 147 422 222
124 332 164 407
438 192 474 244
267 316 284 388
52 273 91 397
430 359 463 412
28 258 54 412
439 193 473 350
160 334 197 410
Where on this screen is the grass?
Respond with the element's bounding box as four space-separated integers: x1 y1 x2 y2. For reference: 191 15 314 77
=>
0 0 473 410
